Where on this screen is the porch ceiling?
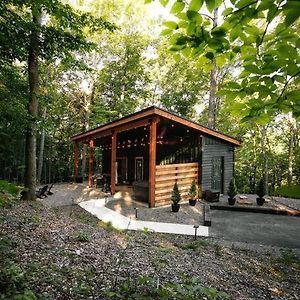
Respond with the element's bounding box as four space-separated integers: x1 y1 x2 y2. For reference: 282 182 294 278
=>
92 120 198 150
71 106 241 146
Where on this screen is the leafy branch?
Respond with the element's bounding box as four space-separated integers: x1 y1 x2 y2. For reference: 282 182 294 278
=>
229 0 259 16
277 71 300 104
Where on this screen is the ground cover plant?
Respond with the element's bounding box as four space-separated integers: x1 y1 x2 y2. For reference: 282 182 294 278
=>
0 180 22 208
272 185 300 199
0 201 299 299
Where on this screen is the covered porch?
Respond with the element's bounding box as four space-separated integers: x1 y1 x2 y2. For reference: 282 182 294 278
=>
71 108 201 208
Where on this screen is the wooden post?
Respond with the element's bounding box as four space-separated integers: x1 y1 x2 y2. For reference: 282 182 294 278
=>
110 131 117 195
149 118 158 208
88 138 94 187
198 135 203 196
74 142 79 179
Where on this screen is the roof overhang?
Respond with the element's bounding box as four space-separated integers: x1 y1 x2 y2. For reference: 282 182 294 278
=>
71 106 241 146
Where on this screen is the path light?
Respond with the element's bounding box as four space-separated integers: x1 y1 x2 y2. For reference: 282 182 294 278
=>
193 225 199 240
134 207 138 219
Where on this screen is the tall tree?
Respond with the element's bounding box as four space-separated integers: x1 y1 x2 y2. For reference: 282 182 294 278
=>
0 0 115 199
23 5 42 199
149 0 300 121
207 8 218 129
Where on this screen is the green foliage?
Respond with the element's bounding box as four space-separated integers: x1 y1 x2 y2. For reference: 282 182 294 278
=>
256 178 265 199
171 182 181 205
0 63 27 181
105 274 229 299
75 231 91 242
99 221 122 234
149 0 300 120
276 249 300 266
272 185 300 199
0 181 22 208
227 179 237 199
0 180 20 196
90 32 150 125
188 179 198 200
0 237 36 300
0 0 115 63
177 239 209 251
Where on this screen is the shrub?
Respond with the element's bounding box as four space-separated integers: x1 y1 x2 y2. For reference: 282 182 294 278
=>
272 185 300 199
0 260 36 300
75 231 91 242
0 180 23 208
227 179 237 199
104 275 229 299
256 178 265 199
171 182 181 205
188 180 198 200
0 180 20 196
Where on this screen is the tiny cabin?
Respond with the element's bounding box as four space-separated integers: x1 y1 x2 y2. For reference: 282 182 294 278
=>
71 106 241 207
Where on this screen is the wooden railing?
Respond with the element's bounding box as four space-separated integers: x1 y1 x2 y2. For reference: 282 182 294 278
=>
155 162 199 206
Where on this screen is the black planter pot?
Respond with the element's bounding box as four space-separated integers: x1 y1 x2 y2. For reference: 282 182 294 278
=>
189 199 197 206
256 197 265 206
171 204 180 212
228 197 236 205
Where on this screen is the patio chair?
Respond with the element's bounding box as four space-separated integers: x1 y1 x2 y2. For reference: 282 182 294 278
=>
47 183 54 196
100 175 111 193
203 190 220 202
36 185 48 199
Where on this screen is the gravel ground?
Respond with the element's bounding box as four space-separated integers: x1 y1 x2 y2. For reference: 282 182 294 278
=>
1 202 299 300
105 198 203 225
40 184 299 227
272 196 300 211
218 194 300 211
39 183 109 207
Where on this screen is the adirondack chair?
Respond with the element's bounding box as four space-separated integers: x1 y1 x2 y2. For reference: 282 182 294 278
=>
47 183 54 196
36 185 48 199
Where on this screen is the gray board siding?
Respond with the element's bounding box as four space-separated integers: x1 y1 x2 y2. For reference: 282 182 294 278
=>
201 136 234 194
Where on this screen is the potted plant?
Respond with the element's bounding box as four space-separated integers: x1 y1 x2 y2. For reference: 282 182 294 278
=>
188 180 198 206
227 179 237 205
171 182 181 212
256 178 265 206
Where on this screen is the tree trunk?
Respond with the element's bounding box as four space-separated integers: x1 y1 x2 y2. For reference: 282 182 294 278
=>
37 108 47 184
287 123 294 186
259 126 269 195
81 84 96 177
207 8 218 129
48 161 52 184
22 6 41 200
81 144 87 178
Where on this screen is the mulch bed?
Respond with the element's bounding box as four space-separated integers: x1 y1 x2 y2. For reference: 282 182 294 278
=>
1 201 299 300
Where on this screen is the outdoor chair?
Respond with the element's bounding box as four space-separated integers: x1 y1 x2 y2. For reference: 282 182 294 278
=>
36 185 48 199
47 183 54 196
202 190 220 202
99 175 110 193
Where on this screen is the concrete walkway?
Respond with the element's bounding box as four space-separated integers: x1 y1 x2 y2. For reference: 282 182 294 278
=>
79 199 209 237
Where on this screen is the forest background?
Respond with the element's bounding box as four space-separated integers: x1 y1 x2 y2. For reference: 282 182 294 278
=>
0 0 299 198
